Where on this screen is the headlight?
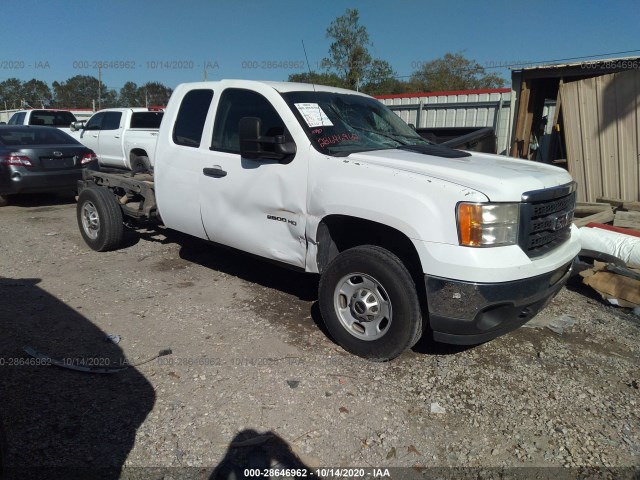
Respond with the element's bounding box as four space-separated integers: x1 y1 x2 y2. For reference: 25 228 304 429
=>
457 203 520 247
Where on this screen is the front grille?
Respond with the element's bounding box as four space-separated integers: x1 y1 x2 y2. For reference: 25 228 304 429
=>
519 183 577 258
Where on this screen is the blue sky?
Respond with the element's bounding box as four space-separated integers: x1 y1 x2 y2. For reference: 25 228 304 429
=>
2 0 639 91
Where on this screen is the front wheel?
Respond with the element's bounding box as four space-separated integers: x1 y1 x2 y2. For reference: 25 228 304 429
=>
77 187 124 251
318 245 423 361
0 194 8 207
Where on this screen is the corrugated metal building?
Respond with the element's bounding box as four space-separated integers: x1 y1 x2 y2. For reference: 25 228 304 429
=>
378 88 513 154
510 57 640 202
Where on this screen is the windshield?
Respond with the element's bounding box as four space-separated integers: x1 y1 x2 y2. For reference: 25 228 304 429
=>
282 91 429 155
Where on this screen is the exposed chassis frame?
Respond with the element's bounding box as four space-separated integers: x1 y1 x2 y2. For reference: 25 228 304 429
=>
78 168 158 220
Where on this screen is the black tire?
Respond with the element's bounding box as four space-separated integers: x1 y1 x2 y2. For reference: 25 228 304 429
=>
318 245 423 361
0 194 8 207
130 155 152 173
77 187 124 251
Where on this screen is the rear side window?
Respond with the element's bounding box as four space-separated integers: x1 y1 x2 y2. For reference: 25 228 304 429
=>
211 89 287 154
102 112 122 130
173 89 214 147
131 112 163 129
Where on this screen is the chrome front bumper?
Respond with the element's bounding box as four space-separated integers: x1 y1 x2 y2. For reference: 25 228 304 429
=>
425 260 575 345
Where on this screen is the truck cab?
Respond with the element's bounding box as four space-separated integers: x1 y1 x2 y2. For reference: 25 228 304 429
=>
8 109 77 133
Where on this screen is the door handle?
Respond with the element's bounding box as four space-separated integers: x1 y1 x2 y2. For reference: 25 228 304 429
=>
114 135 121 138
203 166 227 178
92 134 98 138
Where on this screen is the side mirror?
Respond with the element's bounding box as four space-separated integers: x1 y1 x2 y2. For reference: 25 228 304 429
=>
239 117 296 162
70 121 85 132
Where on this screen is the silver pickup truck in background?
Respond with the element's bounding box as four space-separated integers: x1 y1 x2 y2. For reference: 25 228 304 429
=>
70 107 163 171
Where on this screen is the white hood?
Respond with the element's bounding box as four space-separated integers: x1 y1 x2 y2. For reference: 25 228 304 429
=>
347 149 573 202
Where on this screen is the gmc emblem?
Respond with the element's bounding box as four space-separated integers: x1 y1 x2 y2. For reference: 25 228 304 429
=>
554 212 572 231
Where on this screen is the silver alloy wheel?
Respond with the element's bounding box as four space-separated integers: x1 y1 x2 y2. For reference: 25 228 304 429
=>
81 200 100 240
333 272 393 341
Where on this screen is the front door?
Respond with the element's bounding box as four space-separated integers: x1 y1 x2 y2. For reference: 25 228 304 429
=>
79 112 103 156
199 88 308 268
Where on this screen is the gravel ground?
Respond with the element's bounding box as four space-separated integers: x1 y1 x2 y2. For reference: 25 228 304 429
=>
0 193 638 479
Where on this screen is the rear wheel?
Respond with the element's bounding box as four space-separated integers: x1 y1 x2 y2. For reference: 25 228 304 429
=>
0 194 8 207
130 155 152 173
318 245 423 361
77 187 123 251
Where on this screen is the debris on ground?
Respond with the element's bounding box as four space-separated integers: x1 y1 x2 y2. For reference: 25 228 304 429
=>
105 333 121 344
546 315 576 335
580 261 640 309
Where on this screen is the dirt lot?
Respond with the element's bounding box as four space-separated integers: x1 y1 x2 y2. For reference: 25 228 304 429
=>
0 193 638 479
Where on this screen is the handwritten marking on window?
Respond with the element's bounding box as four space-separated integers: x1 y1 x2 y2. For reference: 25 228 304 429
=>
318 133 359 148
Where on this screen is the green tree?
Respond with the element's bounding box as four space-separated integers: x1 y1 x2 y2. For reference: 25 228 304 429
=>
410 52 505 92
287 71 344 88
21 79 52 108
52 75 115 108
361 59 401 95
118 81 143 107
101 89 119 108
139 82 172 107
0 78 24 109
320 8 396 91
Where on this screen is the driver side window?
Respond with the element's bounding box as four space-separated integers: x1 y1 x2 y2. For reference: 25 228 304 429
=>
85 112 105 131
211 89 287 154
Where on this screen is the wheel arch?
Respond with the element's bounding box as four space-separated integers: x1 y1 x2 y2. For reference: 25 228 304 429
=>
129 148 149 160
315 214 424 278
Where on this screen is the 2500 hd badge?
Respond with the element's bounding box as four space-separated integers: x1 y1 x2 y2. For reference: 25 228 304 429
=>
267 214 297 226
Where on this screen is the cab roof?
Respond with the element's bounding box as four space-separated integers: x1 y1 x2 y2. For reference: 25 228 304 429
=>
174 79 370 97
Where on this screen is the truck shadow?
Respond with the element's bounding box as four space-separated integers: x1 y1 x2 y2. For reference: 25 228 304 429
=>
178 236 471 357
411 331 474 356
0 277 155 479
134 227 474 358
175 233 320 303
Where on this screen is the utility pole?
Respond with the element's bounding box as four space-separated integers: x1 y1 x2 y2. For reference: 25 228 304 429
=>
98 63 102 110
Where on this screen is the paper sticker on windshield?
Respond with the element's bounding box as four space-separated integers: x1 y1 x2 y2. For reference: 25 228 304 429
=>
294 103 334 128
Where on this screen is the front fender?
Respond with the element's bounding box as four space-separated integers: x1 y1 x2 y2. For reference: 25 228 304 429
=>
305 155 487 272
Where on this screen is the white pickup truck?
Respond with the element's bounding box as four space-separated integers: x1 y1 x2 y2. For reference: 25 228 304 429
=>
70 108 163 171
7 109 78 133
76 80 580 361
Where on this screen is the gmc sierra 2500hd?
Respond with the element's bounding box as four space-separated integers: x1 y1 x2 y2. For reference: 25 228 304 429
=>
76 80 579 360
